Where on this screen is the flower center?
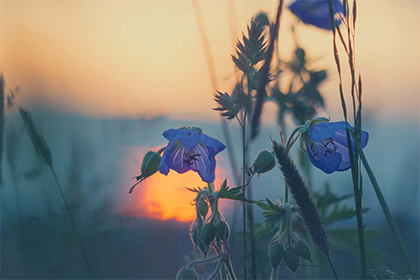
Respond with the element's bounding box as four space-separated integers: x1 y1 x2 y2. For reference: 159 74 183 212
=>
310 139 338 158
183 151 201 165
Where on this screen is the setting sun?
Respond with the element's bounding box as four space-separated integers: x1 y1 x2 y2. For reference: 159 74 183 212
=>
120 146 229 222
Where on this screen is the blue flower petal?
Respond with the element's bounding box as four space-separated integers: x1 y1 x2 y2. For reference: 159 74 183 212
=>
306 137 342 173
307 121 347 141
199 133 226 158
189 143 216 183
160 127 225 183
288 0 343 31
332 128 369 150
162 128 182 141
333 140 351 171
158 148 170 175
162 128 200 149
161 140 192 174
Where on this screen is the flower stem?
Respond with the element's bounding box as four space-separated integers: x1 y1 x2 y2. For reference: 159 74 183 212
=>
225 258 238 280
270 266 280 280
207 259 225 280
241 105 247 279
187 254 226 269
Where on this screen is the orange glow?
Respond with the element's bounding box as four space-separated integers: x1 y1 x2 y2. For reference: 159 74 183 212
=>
120 146 229 223
0 1 418 120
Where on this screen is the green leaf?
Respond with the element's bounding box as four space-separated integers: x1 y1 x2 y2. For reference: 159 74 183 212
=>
323 204 370 225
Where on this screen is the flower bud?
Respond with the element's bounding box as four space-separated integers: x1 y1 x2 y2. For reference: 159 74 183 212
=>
269 242 284 268
199 222 217 256
251 150 276 175
216 219 230 242
284 246 301 275
176 267 198 280
140 151 162 179
190 216 205 255
196 198 209 218
296 240 312 263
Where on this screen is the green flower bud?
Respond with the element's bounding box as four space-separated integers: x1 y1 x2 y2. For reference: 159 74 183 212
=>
284 247 301 275
129 150 162 194
269 242 284 268
140 151 162 179
190 216 205 255
216 219 230 242
296 240 312 263
251 150 276 175
176 267 198 280
199 222 217 256
196 198 209 218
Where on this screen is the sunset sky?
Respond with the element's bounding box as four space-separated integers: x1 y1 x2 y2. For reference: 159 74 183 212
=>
1 0 419 122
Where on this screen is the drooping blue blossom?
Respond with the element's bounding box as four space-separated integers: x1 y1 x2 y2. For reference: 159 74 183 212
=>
288 0 344 30
159 126 226 183
302 121 368 173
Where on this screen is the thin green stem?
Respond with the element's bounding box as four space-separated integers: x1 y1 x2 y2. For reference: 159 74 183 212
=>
270 266 280 280
241 106 247 279
326 254 340 280
225 258 238 280
187 254 226 268
50 166 93 279
208 182 214 194
208 259 225 280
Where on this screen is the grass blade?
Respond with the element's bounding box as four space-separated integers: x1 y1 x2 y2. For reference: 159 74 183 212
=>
351 131 419 279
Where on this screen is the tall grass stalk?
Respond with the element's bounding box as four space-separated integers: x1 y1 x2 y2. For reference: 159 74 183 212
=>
273 142 339 280
328 1 367 277
6 127 23 218
250 0 284 140
0 75 4 184
18 107 94 279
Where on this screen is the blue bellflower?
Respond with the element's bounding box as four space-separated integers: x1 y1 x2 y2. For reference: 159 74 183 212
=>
288 0 344 30
159 126 226 183
303 121 368 173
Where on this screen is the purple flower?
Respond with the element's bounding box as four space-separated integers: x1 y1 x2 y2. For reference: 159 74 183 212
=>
303 121 368 173
288 0 344 31
159 126 226 183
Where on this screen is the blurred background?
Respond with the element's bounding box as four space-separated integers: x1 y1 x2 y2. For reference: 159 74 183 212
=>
0 0 419 279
